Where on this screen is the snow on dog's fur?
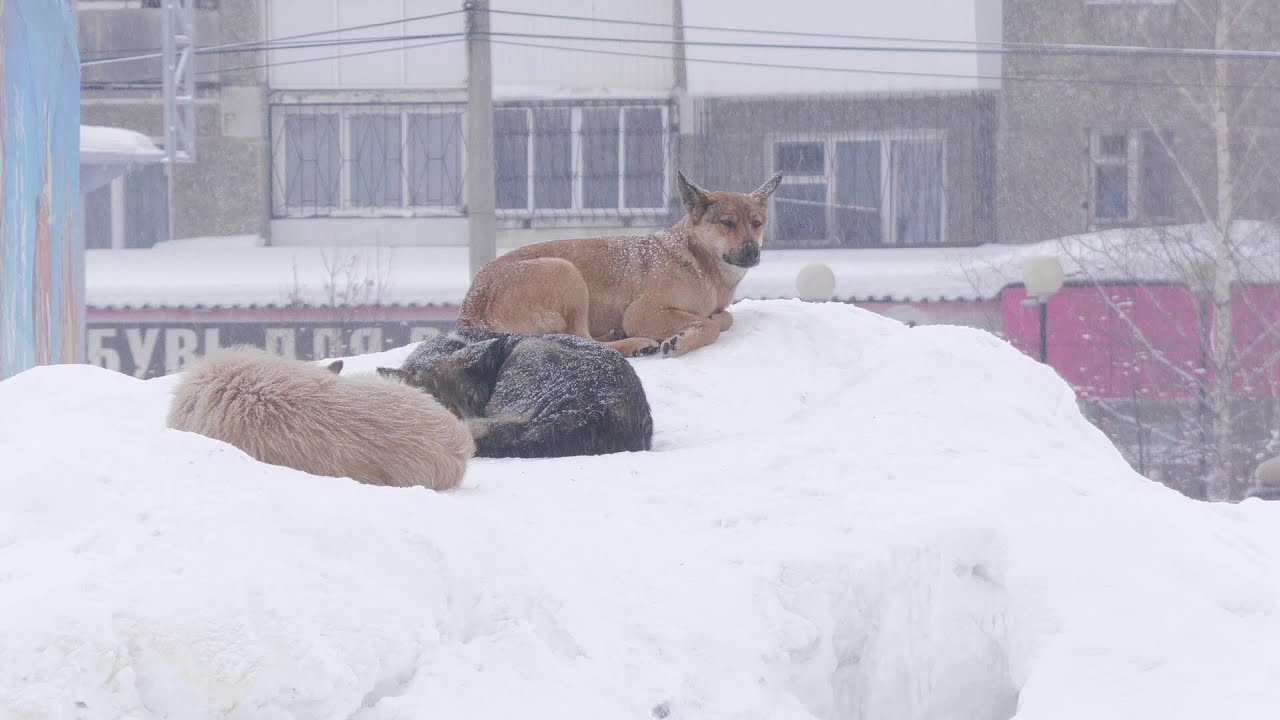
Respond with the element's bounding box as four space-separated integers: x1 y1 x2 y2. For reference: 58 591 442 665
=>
378 328 653 459
166 346 474 490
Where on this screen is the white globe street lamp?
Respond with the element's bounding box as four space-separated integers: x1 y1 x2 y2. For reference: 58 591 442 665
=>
1021 256 1065 363
795 263 836 302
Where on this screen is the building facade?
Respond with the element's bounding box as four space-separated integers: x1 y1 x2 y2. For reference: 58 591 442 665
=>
77 0 681 250
998 0 1280 245
77 0 1008 252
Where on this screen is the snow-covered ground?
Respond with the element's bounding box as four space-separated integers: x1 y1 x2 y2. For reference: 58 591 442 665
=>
3 300 1280 719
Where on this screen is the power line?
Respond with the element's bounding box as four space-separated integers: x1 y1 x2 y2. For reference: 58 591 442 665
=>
80 8 464 67
479 30 1280 62
87 31 463 68
203 32 464 55
85 35 467 86
81 9 995 62
485 39 1280 92
486 8 1280 62
489 7 1007 47
85 12 1280 74
95 33 1280 93
88 33 466 85
83 17 1280 91
198 37 465 78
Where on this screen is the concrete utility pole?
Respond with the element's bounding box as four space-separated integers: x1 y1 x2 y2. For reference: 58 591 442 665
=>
672 0 687 93
465 0 496 279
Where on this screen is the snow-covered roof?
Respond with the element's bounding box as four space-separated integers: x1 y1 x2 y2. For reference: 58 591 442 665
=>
87 243 473 310
743 222 1280 303
1040 221 1280 286
6 300 1280 716
80 125 165 165
740 247 1010 303
682 0 1002 96
85 240 1012 310
85 222 1280 310
80 125 167 194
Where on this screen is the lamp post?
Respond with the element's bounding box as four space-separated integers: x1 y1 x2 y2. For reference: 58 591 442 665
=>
1022 256 1065 364
796 263 836 302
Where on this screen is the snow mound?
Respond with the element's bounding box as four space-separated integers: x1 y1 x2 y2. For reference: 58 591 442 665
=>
3 300 1280 719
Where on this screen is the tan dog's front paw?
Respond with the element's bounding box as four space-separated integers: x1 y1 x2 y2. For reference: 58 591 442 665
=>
611 337 660 357
709 310 733 332
660 334 684 358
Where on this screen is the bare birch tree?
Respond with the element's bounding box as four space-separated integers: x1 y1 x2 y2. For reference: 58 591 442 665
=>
1054 0 1280 500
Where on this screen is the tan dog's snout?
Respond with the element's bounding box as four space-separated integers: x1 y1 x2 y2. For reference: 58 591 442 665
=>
724 240 761 268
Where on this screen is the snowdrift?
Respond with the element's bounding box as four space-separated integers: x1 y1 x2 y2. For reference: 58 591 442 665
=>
3 300 1280 720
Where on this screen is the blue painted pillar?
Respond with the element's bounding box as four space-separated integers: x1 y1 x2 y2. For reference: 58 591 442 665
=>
0 0 83 379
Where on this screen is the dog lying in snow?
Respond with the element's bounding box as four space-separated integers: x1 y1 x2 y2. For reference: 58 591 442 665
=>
377 328 654 458
456 171 783 358
166 346 474 490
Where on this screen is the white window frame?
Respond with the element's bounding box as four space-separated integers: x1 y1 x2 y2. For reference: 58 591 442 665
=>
494 104 671 217
1088 128 1176 227
768 131 948 247
271 104 467 219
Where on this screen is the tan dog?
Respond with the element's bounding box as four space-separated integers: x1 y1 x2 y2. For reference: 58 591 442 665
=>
457 171 783 357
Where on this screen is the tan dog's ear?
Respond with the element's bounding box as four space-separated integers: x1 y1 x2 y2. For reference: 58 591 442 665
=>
326 360 344 374
677 170 712 221
751 172 784 201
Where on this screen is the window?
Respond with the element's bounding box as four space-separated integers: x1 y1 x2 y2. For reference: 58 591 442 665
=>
83 164 170 249
84 182 115 250
272 104 464 217
495 104 668 214
771 135 945 247
773 141 829 242
1089 129 1176 225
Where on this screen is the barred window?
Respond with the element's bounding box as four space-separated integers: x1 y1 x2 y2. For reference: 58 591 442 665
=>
349 114 401 207
282 113 340 209
271 102 667 218
408 114 464 207
272 103 465 217
495 104 668 215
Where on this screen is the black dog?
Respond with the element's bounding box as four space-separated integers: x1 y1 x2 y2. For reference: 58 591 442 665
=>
378 328 653 458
